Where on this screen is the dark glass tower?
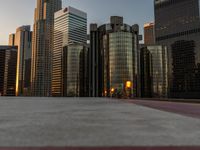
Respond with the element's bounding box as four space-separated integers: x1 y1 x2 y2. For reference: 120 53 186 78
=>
89 16 140 98
155 0 200 98
0 46 18 96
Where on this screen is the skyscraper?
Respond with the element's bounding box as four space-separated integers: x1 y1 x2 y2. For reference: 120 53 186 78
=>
0 46 18 96
155 0 200 98
144 22 155 45
15 25 32 96
52 7 87 97
8 34 15 46
31 0 62 96
89 16 140 98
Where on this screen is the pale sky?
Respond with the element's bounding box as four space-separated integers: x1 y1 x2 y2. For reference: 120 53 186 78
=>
0 0 154 45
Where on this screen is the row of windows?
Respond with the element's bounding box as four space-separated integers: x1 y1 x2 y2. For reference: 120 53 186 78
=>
156 28 200 41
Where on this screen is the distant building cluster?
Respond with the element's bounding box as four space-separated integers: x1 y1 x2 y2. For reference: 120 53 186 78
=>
0 0 200 99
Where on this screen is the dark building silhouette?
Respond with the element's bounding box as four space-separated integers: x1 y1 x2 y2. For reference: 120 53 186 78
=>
0 46 18 96
171 40 196 96
89 16 140 98
155 0 200 98
140 47 152 98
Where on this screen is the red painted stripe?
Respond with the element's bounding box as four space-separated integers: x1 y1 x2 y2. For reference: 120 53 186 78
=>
0 147 200 150
127 99 200 119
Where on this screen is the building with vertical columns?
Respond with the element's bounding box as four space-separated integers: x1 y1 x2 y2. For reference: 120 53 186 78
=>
15 25 32 96
89 24 100 97
52 6 87 97
0 46 18 96
154 0 200 98
89 16 140 98
31 0 62 97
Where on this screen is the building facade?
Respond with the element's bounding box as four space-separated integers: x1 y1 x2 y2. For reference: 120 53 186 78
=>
89 16 140 98
140 46 152 98
8 34 15 46
0 46 18 96
144 22 155 45
31 0 62 96
63 44 88 97
15 26 32 96
154 0 200 98
52 6 87 97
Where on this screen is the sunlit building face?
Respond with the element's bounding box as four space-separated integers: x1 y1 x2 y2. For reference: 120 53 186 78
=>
15 26 32 96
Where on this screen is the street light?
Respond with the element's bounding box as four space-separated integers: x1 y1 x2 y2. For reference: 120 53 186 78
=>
125 81 132 99
111 88 115 98
104 90 107 96
126 81 132 89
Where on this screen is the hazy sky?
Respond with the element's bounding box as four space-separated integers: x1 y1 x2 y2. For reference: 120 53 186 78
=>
0 0 154 45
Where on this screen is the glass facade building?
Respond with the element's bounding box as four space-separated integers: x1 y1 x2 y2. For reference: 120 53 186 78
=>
155 0 200 98
31 0 62 96
140 45 168 98
89 16 140 98
15 26 32 96
0 46 18 96
52 6 87 97
63 44 88 97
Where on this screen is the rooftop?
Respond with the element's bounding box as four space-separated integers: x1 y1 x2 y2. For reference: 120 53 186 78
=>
0 97 199 149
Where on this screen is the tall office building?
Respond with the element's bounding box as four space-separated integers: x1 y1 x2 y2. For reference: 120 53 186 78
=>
8 34 15 46
52 7 87 96
15 25 32 96
0 46 18 96
89 16 140 97
155 0 200 98
144 22 155 45
31 0 62 96
140 45 168 98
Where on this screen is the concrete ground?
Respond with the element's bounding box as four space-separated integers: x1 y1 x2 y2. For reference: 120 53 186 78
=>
0 97 199 148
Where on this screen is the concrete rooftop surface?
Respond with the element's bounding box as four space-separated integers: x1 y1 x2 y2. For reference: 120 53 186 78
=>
0 97 199 148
